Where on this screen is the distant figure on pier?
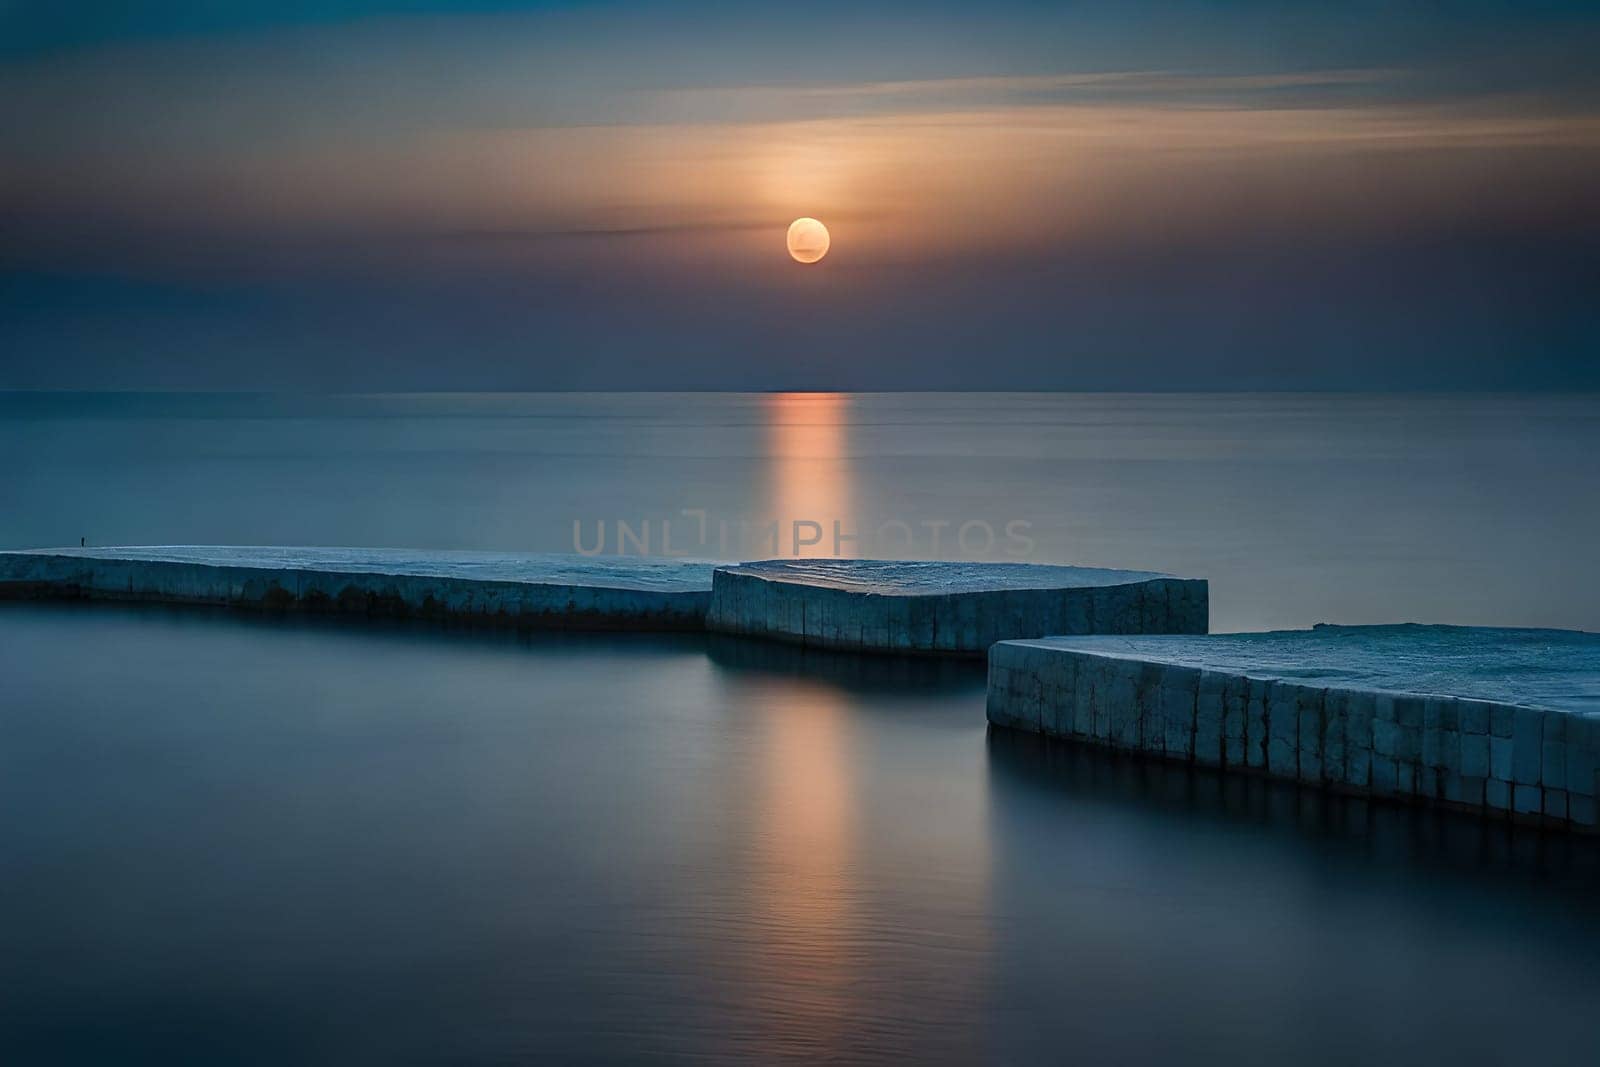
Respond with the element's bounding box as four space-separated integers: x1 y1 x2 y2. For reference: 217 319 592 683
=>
80 537 86 547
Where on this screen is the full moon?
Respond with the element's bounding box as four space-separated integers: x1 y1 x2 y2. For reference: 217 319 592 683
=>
786 217 830 264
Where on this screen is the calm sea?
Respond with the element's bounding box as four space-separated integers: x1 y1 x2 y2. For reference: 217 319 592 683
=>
3 391 1598 631
4 393 1600 1064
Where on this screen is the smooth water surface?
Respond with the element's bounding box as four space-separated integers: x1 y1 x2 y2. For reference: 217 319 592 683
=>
5 604 1600 1065
3 391 1598 632
6 393 1600 1063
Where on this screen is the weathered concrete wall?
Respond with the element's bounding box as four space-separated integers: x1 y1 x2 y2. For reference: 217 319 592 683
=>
988 631 1600 833
0 550 712 630
2 549 1209 650
707 560 1207 656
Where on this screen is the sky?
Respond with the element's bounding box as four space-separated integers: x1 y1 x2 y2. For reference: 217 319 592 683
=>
2 1 1597 390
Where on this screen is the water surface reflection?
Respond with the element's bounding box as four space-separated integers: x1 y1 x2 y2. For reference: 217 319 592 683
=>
763 392 855 558
985 729 1600 1065
5 604 1600 1064
703 636 991 1062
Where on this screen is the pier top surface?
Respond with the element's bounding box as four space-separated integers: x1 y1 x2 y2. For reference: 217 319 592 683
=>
5 546 724 592
1004 624 1600 714
719 559 1186 595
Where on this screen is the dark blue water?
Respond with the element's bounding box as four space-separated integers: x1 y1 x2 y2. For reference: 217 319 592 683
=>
4 603 1600 1065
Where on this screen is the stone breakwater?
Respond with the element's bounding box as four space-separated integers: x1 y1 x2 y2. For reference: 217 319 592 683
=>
987 625 1600 832
707 559 1207 656
0 549 1209 651
10 548 1595 835
0 547 720 631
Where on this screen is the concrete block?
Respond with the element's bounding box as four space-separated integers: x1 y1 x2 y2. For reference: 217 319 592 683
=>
904 593 933 650
1440 731 1461 774
1459 699 1491 736
1393 698 1423 764
1069 658 1096 740
1490 703 1516 738
1544 789 1568 821
986 675 1025 732
1567 735 1599 798
0 547 725 631
1085 661 1109 742
1512 707 1544 786
1246 679 1270 771
1374 719 1401 759
886 594 915 652
1569 793 1598 828
1542 741 1568 791
1542 713 1567 790
1139 663 1167 755
1370 755 1398 797
981 626 1600 835
708 560 1210 656
1296 688 1324 784
1099 662 1119 739
1267 683 1299 778
1042 662 1072 738
1544 712 1567 743
1490 736 1514 782
1436 697 1459 733
1439 772 1462 804
1513 784 1543 816
1161 667 1199 761
1322 691 1347 784
1345 691 1375 750
1195 671 1225 766
1111 664 1142 750
1345 745 1372 790
1222 676 1247 740
1422 721 1441 768
952 593 979 653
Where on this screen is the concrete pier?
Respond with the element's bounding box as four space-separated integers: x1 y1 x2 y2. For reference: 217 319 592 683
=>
708 559 1207 656
0 547 720 630
2 548 1206 651
987 624 1600 832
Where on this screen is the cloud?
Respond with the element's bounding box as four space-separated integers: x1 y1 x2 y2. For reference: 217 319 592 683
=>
3 13 1597 280
432 210 889 242
656 67 1409 107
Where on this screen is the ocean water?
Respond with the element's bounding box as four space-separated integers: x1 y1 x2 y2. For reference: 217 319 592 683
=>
5 392 1600 1064
2 391 1597 632
3 605 1600 1065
